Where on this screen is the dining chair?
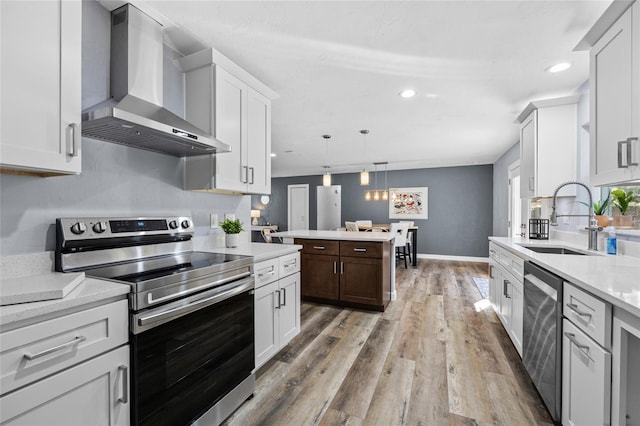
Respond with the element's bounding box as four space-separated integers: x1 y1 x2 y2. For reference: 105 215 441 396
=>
390 222 410 268
399 220 414 264
355 220 373 232
345 221 358 232
262 228 281 243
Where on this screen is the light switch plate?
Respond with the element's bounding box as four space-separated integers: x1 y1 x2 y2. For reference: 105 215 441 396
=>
210 213 218 228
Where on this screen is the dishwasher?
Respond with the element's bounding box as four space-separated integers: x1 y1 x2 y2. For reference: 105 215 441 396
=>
522 261 563 422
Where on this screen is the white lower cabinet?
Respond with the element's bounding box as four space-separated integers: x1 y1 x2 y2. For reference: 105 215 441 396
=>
0 345 130 425
611 307 640 426
0 299 130 425
562 318 611 426
254 252 301 369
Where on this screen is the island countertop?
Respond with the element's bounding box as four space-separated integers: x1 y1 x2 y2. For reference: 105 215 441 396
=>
272 230 395 242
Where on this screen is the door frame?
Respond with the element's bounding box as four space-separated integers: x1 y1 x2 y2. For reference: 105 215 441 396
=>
508 160 521 237
287 184 309 231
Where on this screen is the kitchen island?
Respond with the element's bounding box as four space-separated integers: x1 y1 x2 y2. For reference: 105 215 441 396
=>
272 230 396 311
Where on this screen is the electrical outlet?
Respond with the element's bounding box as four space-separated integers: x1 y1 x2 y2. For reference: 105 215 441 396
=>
210 213 218 228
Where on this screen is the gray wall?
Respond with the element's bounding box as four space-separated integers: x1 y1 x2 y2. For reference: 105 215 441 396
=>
255 165 493 258
0 1 248 256
492 142 520 237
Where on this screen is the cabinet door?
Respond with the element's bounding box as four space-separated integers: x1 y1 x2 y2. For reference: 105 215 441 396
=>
510 279 524 357
590 5 639 185
246 88 271 194
562 319 611 426
0 345 130 425
254 280 279 369
520 110 536 198
488 261 501 309
340 256 382 306
300 253 339 300
279 272 300 345
0 0 81 175
214 67 247 192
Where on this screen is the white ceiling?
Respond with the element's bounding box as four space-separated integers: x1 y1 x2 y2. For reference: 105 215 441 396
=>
137 0 611 177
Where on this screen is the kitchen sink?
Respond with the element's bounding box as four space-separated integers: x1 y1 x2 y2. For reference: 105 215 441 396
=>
519 245 588 255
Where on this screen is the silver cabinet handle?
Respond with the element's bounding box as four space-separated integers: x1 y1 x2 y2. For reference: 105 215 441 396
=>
281 288 286 307
353 248 367 252
489 265 494 279
283 261 296 268
258 268 276 278
503 280 511 298
313 246 326 250
68 123 80 157
249 167 255 184
618 140 627 168
118 365 128 404
564 332 590 354
24 335 86 361
340 261 344 274
275 289 281 309
566 303 592 318
333 261 337 274
627 137 638 166
242 165 249 183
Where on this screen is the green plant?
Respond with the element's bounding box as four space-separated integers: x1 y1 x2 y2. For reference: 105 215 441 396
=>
611 188 634 215
581 190 611 215
220 218 244 234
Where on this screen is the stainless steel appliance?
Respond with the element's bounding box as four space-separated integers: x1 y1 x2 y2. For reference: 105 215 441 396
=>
56 216 254 426
522 261 563 422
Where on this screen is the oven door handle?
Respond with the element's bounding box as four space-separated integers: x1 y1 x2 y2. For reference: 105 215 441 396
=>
138 278 254 327
147 271 252 305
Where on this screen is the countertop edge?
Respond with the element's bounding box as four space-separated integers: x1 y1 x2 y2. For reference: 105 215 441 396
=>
489 237 640 318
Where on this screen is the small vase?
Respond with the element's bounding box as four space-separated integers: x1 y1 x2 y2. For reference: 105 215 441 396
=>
225 233 240 248
612 215 633 229
594 215 610 228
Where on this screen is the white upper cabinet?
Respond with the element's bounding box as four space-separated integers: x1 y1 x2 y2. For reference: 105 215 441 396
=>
588 2 640 186
0 0 82 176
517 96 579 198
179 48 276 195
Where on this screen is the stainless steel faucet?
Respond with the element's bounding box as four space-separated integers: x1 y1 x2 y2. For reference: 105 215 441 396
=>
550 181 601 251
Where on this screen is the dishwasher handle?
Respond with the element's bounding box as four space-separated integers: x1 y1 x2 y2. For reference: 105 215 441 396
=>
523 272 557 301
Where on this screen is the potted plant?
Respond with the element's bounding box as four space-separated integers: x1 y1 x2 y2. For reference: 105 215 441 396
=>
591 191 611 227
220 218 244 248
611 188 634 228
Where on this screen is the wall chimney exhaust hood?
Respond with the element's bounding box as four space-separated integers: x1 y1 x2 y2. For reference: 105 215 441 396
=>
82 4 230 157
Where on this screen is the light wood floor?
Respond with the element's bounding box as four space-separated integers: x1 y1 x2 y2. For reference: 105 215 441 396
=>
225 259 553 426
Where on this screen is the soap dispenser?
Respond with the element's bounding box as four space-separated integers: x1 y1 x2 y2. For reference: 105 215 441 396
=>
606 229 617 255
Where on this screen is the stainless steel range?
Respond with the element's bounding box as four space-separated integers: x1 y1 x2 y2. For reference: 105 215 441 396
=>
56 216 255 426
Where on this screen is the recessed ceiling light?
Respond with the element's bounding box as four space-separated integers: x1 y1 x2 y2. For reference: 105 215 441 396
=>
546 62 571 73
399 89 416 98
270 153 276 157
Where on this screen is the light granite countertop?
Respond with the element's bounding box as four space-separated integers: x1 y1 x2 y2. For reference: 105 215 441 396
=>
272 230 395 242
205 242 302 263
490 236 640 318
0 276 130 331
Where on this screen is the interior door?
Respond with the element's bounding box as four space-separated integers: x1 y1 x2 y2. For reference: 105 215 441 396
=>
288 184 309 231
316 185 341 230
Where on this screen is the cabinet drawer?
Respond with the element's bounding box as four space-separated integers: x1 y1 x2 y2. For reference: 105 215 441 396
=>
279 252 300 278
295 239 339 256
563 282 612 349
489 242 500 261
0 299 128 395
255 258 279 288
340 241 382 258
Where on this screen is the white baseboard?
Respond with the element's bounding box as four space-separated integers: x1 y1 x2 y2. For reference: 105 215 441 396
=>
416 253 489 263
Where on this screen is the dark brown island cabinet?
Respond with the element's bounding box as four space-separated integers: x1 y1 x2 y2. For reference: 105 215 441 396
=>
294 238 392 311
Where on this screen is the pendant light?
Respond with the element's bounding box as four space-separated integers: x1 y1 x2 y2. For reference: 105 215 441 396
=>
382 162 389 200
373 163 379 200
322 135 332 186
359 130 370 186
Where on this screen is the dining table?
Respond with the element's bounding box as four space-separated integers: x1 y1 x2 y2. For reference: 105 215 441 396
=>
357 224 419 266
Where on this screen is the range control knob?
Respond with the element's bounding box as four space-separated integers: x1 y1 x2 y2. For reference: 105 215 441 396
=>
70 222 87 235
92 222 107 233
168 220 179 230
181 220 191 229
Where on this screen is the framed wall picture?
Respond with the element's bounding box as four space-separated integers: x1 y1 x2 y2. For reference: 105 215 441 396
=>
389 187 428 219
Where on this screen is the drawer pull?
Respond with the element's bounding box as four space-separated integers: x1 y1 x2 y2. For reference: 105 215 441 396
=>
283 261 297 268
24 335 86 361
118 365 129 404
258 268 276 278
353 248 367 252
566 303 592 318
564 332 591 358
627 137 638 166
281 288 287 307
313 246 326 250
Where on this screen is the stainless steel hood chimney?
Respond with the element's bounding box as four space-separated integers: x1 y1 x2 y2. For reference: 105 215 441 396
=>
82 4 230 156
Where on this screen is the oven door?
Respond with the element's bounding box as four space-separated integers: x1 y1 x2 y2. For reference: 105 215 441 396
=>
130 277 254 426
